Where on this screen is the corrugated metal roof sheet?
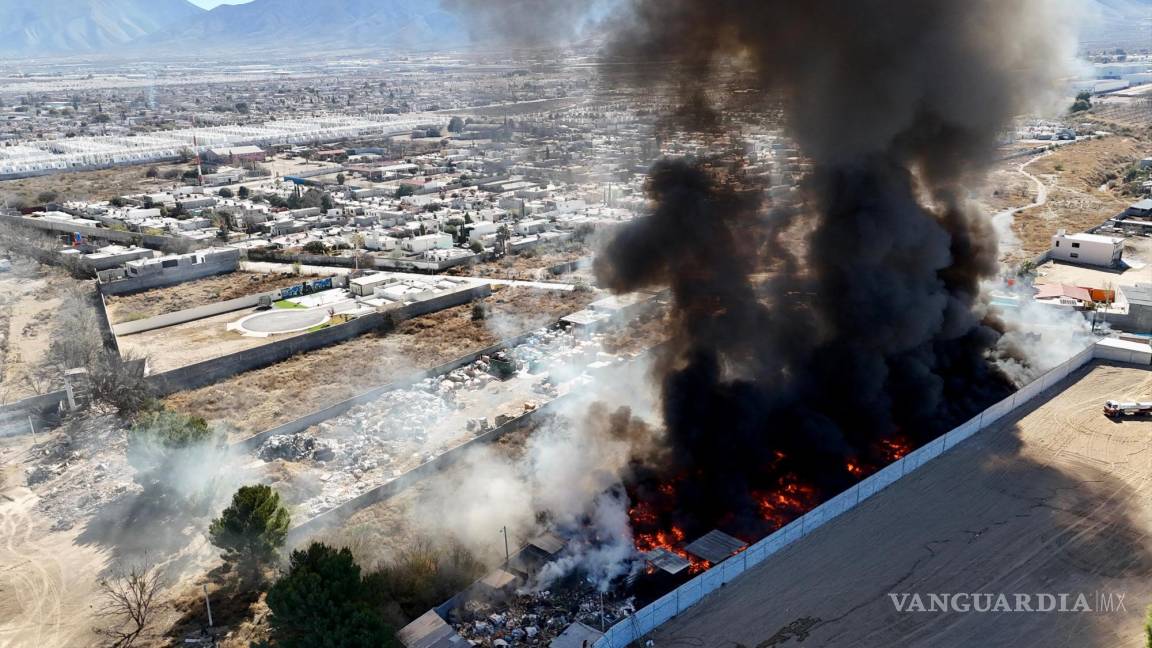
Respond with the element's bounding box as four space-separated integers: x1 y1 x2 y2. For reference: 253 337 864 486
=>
550 622 604 648
644 548 690 574
684 529 748 564
397 610 468 648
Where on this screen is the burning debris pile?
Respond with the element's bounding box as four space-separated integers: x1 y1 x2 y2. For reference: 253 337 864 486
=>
582 0 1071 545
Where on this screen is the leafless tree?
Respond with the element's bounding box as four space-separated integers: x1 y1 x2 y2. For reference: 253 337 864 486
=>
94 560 165 647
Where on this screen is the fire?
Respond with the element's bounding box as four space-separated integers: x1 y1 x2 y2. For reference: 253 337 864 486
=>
754 477 817 531
845 460 864 477
629 486 711 574
876 436 912 462
633 525 684 553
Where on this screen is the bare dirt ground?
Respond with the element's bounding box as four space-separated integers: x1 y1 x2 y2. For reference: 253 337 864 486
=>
104 271 316 324
0 486 109 648
163 287 600 436
644 362 1152 648
980 136 1151 265
0 162 195 206
117 308 300 374
0 263 62 403
0 417 245 648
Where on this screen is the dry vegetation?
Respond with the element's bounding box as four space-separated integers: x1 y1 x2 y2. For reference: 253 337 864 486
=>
163 287 598 435
980 135 1152 264
0 162 195 206
105 271 319 324
448 244 591 281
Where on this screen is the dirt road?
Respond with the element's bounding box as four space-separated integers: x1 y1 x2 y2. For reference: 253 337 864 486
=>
991 152 1049 258
644 362 1152 647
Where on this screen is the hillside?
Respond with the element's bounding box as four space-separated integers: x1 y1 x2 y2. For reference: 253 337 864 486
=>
154 0 465 51
0 0 203 55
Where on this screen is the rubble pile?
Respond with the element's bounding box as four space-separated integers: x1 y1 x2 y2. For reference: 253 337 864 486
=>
258 433 338 462
453 589 635 646
279 325 624 518
511 329 609 376
25 415 136 532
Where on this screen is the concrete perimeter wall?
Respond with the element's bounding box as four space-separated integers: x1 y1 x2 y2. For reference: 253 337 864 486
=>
0 214 200 251
593 343 1101 648
114 292 272 336
145 284 490 396
97 262 236 296
0 392 66 436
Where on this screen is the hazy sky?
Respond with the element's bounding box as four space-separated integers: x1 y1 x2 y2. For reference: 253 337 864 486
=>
188 0 254 8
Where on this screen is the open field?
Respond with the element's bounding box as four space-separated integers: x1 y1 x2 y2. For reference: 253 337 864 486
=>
983 136 1151 265
0 263 62 402
643 361 1152 648
104 271 316 324
0 162 196 205
163 287 601 436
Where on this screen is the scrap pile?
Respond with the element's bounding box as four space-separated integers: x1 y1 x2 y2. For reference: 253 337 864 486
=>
453 589 634 646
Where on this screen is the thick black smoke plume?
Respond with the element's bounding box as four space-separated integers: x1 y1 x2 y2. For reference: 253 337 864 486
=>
455 0 1072 539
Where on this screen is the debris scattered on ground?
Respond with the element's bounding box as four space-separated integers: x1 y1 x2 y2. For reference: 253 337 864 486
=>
452 587 635 646
23 414 136 532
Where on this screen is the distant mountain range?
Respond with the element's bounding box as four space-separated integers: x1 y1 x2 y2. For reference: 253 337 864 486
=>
155 0 465 51
0 0 1147 57
1081 0 1152 49
0 0 202 54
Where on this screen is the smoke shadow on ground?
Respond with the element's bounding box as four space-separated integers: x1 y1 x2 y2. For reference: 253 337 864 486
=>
74 487 216 580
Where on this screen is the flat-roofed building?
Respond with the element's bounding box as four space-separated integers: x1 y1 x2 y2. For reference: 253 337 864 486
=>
1050 230 1124 268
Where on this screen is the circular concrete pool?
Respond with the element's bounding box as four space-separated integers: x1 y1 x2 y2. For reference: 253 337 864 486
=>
232 308 329 335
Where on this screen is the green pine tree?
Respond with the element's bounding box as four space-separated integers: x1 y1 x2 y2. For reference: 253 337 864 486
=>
266 543 399 648
208 485 290 584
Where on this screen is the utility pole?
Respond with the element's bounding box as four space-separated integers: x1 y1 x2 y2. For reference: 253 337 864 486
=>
203 584 214 628
500 526 510 565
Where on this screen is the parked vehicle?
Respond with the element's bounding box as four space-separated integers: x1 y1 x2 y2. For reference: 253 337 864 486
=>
1104 400 1152 418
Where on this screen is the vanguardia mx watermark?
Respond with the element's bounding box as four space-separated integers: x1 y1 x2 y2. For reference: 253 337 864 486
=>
889 592 1128 613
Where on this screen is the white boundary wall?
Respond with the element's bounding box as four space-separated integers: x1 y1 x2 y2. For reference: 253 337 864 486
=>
594 344 1100 647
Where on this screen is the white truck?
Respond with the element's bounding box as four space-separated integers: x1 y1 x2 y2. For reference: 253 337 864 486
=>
1104 400 1152 418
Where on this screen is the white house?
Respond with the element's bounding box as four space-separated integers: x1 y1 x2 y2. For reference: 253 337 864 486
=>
1050 230 1124 267
468 221 498 243
402 233 453 254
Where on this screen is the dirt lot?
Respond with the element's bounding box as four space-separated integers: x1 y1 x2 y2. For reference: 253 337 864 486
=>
0 162 197 206
0 265 61 402
105 271 317 324
644 362 1152 648
981 136 1152 265
0 483 110 648
163 287 600 436
118 308 290 373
